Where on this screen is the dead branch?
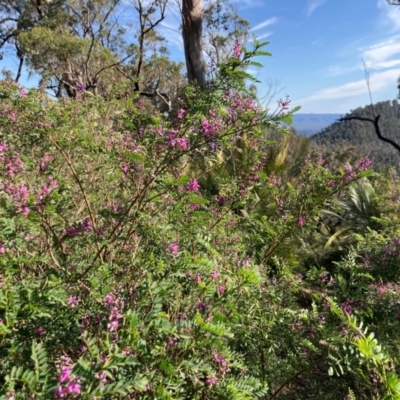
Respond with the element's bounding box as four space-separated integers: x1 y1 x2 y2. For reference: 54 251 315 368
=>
338 60 400 154
339 115 400 153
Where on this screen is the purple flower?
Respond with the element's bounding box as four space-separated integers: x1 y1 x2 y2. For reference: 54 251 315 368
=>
341 300 353 316
35 327 45 335
278 96 291 111
196 301 208 311
217 285 225 296
187 179 200 192
217 196 226 206
54 386 64 398
167 338 177 347
76 84 85 93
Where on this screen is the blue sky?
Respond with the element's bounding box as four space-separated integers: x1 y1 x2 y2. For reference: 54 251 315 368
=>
162 0 400 114
2 0 400 114
233 0 400 113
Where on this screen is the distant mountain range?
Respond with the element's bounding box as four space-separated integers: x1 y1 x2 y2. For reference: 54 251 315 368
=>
292 114 343 135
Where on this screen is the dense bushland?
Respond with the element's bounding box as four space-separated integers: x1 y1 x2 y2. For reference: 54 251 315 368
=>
1 44 400 400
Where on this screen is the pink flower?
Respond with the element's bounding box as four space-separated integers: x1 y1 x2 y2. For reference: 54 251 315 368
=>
206 375 218 386
187 179 200 192
326 179 335 188
0 246 5 254
210 270 219 280
177 109 186 119
214 353 222 363
217 285 225 296
107 320 119 332
232 39 242 58
67 296 80 308
175 138 188 150
8 111 16 122
297 215 305 228
65 380 81 396
109 307 123 321
358 157 372 171
19 88 27 98
19 185 29 197
58 366 73 383
21 206 29 217
168 243 179 255
95 371 107 383
0 142 7 152
104 293 116 306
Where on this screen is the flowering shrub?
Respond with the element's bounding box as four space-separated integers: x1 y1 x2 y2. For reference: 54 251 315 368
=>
0 42 399 399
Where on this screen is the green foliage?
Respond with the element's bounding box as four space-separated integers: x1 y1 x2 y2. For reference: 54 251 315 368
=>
0 42 399 400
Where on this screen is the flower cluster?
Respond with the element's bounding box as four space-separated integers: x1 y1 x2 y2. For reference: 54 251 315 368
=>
54 356 81 398
104 292 124 336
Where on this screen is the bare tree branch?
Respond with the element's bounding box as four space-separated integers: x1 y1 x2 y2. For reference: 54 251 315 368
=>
339 115 400 153
339 61 400 154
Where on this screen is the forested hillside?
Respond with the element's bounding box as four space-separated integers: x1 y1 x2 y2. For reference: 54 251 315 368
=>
311 100 400 171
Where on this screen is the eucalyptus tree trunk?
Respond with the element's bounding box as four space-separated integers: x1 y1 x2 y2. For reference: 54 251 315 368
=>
181 0 206 85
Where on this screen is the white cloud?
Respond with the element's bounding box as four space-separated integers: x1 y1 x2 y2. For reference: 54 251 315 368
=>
249 32 272 42
328 33 400 77
362 39 400 63
306 0 328 17
298 69 400 102
368 59 400 69
377 0 400 32
328 63 361 77
250 17 278 32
